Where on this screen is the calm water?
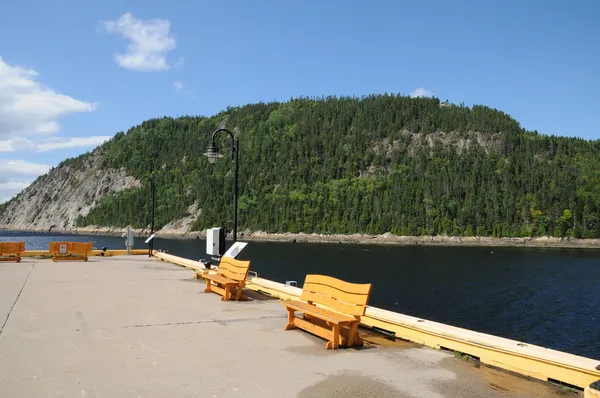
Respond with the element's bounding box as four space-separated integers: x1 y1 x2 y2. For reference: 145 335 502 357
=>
2 230 599 360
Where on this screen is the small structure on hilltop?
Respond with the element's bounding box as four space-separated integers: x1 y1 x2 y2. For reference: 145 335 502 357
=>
440 99 451 108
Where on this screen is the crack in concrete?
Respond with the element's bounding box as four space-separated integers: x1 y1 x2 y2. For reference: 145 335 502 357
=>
88 314 286 331
0 261 35 337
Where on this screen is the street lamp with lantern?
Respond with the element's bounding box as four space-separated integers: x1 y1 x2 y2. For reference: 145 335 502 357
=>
203 128 239 243
140 175 156 257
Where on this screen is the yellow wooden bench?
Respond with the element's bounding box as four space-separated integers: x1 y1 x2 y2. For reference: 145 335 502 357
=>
49 242 93 262
281 274 372 349
198 257 251 301
0 242 25 262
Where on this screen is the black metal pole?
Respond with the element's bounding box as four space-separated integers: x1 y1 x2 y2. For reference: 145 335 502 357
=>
209 129 239 244
141 175 155 257
233 138 239 243
150 179 155 256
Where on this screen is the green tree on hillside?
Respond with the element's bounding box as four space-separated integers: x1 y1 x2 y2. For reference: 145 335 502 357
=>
54 94 600 239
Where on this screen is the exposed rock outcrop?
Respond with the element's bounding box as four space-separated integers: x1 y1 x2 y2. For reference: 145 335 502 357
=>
370 130 506 158
0 150 139 230
157 202 201 236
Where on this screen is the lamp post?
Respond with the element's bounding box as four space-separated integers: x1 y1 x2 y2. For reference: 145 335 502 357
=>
140 175 155 257
203 128 239 243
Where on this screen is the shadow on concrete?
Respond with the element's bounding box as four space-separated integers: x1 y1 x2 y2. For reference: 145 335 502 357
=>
297 371 406 398
244 290 278 301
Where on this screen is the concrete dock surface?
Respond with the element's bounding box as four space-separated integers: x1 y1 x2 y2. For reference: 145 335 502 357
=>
0 257 575 397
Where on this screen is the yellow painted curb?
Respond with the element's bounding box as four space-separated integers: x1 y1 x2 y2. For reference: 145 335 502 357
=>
20 249 147 257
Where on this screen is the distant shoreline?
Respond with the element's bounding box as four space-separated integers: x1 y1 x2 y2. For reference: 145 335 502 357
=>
2 226 600 249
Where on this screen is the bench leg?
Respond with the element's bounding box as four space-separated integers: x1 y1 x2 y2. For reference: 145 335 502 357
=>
204 279 212 293
346 321 360 347
285 308 297 330
222 284 231 301
326 323 340 350
234 283 246 300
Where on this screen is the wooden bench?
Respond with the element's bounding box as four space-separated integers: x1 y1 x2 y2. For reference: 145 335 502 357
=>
49 242 93 262
198 257 251 301
281 274 372 349
0 242 25 262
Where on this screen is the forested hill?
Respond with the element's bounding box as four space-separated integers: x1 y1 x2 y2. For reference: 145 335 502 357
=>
2 94 600 238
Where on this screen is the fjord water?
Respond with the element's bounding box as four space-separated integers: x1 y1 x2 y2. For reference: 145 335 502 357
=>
2 230 599 360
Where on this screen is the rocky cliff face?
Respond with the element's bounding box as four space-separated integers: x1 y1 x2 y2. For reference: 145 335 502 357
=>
0 149 139 230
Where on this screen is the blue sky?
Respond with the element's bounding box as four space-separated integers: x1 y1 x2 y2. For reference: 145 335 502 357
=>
0 0 599 202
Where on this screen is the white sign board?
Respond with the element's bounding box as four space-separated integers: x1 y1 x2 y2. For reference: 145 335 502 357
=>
206 227 223 256
224 242 248 259
144 234 155 244
206 228 217 255
59 244 67 254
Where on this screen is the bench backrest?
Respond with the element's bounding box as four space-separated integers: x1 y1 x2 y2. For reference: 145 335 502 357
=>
0 241 25 254
49 242 93 255
301 274 372 317
217 256 251 283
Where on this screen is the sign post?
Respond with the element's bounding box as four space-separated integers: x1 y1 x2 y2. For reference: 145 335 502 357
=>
144 234 155 256
126 228 134 255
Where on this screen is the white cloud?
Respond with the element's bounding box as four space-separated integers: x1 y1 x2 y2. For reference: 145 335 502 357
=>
0 137 35 152
0 159 51 181
0 57 95 140
36 136 111 152
0 160 52 204
0 181 32 204
104 13 176 72
0 135 110 152
410 87 434 98
173 80 184 90
0 58 99 203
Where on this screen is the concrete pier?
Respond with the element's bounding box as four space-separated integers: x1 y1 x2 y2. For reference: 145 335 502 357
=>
0 257 577 397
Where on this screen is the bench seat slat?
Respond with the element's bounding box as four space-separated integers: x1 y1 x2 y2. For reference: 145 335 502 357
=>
204 273 238 285
282 301 356 324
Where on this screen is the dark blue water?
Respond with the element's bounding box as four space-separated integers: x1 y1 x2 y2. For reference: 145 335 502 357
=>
2 230 599 360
